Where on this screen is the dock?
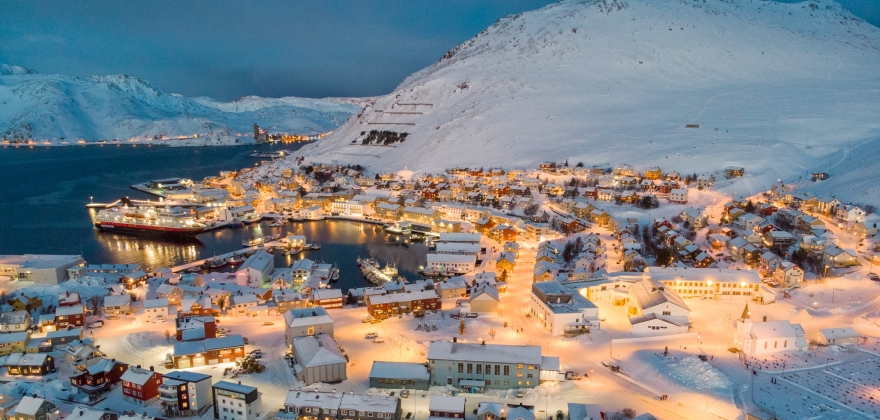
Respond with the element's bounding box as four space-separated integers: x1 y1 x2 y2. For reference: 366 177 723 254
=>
170 241 285 273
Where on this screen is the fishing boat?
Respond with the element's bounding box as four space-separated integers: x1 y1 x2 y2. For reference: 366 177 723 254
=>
356 256 392 285
242 233 281 247
329 263 340 281
207 257 227 268
226 255 247 265
310 243 322 250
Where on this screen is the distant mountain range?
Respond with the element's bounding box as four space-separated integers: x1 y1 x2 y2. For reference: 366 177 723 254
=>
277 0 880 204
0 64 361 143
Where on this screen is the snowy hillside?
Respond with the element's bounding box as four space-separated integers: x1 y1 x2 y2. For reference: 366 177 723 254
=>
0 66 361 143
289 0 880 204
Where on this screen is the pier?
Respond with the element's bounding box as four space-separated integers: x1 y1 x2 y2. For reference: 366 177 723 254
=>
170 241 285 273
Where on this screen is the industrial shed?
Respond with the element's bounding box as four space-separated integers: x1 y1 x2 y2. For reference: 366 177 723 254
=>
292 334 347 385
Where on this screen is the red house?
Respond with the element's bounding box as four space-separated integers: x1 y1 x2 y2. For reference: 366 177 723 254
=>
58 291 81 307
121 366 163 406
175 316 217 341
582 187 598 199
55 305 85 329
70 358 129 395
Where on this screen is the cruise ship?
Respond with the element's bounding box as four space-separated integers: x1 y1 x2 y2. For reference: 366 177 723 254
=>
94 206 208 237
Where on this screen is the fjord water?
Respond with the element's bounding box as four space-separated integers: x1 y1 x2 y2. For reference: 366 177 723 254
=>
0 143 427 292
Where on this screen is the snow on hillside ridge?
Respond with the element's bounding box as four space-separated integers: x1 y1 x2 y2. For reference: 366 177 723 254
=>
0 65 362 143
284 0 880 205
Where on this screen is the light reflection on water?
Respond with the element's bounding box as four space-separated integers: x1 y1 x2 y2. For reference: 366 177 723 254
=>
93 220 429 292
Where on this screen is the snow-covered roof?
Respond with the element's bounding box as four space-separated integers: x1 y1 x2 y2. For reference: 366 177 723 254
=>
214 380 257 394
103 294 131 306
435 242 481 254
0 310 29 324
426 253 476 264
283 307 334 328
55 305 84 316
368 290 437 305
749 320 798 340
121 366 157 385
646 267 761 285
339 394 399 413
369 361 430 381
428 396 465 413
541 356 560 371
174 335 245 356
293 334 346 368
629 278 689 312
13 396 50 416
239 250 273 272
143 298 169 309
629 313 689 327
5 353 50 366
817 327 859 340
428 341 542 365
66 406 109 420
437 277 468 290
567 403 603 420
284 391 343 409
507 405 535 420
163 371 211 383
312 288 343 300
477 403 503 418
437 233 481 243
156 284 181 294
234 294 259 305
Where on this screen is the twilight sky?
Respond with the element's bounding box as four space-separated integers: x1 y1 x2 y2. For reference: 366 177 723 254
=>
1 0 877 101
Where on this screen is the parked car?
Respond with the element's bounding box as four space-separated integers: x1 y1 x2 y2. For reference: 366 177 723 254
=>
88 321 104 329
370 318 383 324
464 313 478 318
373 337 385 343
565 371 581 380
515 388 525 398
362 317 374 323
365 332 378 339
400 389 410 398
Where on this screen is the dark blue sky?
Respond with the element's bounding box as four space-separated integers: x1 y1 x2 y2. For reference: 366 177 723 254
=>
1 0 877 101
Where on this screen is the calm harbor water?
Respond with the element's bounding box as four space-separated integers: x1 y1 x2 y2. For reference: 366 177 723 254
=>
0 143 427 292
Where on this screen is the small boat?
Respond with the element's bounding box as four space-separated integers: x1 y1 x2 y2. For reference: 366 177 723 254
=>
207 258 227 268
226 255 246 265
268 220 284 227
310 243 321 250
285 248 303 256
329 263 340 281
186 266 201 273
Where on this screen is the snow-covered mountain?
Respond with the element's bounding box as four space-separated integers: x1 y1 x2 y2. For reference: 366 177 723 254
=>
0 66 361 143
289 0 880 204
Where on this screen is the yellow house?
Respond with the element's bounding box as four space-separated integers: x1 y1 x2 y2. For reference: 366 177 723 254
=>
645 167 662 180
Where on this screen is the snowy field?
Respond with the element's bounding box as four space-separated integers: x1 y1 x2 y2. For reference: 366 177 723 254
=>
279 0 880 207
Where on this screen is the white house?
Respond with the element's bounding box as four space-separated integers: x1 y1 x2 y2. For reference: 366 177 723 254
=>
236 251 274 285
212 381 262 420
426 254 476 275
773 262 804 288
629 313 689 335
283 307 335 347
137 298 170 323
529 281 600 337
836 205 866 223
735 307 807 357
627 277 690 319
812 327 860 346
668 189 688 204
735 214 764 232
102 295 132 319
230 294 263 317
